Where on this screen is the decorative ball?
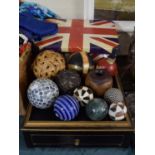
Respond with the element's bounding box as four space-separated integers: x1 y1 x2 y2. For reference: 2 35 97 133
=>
86 98 108 121
104 88 124 104
73 86 94 106
85 70 113 96
53 95 80 120
32 50 65 78
55 70 81 93
109 102 127 121
68 52 94 74
27 79 59 109
96 58 118 76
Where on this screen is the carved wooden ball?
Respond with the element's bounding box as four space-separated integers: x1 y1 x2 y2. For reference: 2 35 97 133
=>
33 50 65 78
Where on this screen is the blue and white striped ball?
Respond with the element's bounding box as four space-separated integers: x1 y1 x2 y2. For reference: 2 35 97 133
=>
53 95 80 121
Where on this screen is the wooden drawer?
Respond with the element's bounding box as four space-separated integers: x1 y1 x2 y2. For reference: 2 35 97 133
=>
23 131 132 147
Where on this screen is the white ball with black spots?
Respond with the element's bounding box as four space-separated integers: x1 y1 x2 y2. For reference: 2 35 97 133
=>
27 79 59 109
109 102 127 121
73 86 94 106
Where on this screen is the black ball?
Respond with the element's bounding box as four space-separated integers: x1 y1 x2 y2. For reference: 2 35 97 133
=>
68 52 94 74
55 70 81 94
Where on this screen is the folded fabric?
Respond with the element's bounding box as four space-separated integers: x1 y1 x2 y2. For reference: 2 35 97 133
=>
19 13 58 41
19 1 58 20
19 33 28 46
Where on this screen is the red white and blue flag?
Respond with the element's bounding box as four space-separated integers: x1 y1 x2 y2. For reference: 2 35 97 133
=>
35 19 119 59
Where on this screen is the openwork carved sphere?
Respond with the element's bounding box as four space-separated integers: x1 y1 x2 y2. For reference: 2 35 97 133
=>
73 86 94 106
86 98 108 121
27 79 59 109
109 102 127 121
104 88 124 104
53 95 80 121
33 50 65 78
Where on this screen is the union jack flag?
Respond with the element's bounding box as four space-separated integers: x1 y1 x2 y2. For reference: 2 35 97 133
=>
35 19 119 59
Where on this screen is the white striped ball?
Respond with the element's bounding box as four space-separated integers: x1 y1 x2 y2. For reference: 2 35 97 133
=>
53 95 80 121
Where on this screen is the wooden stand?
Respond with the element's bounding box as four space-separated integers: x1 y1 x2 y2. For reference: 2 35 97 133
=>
21 75 134 147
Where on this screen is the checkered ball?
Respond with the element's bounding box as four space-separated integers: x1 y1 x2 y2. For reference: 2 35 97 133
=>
109 102 127 121
74 86 94 106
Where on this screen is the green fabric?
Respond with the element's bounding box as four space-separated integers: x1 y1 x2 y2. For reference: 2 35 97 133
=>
19 116 135 155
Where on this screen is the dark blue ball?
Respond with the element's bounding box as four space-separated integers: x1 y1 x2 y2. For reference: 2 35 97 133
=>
53 95 80 121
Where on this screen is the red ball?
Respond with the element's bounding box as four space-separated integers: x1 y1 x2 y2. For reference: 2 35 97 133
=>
96 59 118 76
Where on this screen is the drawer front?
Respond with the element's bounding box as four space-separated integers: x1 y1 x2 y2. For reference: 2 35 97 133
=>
24 132 131 147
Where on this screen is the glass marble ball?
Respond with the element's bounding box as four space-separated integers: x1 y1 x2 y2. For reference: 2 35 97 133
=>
27 79 59 109
53 95 80 121
86 98 108 121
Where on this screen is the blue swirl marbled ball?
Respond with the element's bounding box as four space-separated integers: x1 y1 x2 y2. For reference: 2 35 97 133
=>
53 95 80 121
27 79 59 109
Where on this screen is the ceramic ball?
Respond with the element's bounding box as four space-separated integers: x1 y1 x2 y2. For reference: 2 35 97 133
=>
27 79 59 109
53 95 80 120
86 98 108 121
109 102 127 121
104 88 124 104
96 58 118 76
68 52 94 74
33 50 65 78
55 70 81 94
74 86 94 106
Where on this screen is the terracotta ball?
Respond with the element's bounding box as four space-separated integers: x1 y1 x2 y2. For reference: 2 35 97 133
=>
85 70 113 96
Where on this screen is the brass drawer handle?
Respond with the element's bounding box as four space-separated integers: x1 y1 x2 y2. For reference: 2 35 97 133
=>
74 139 80 146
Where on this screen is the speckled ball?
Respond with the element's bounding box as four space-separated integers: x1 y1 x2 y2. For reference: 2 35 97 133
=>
27 79 59 109
104 88 124 104
55 70 81 94
53 95 80 121
86 98 108 121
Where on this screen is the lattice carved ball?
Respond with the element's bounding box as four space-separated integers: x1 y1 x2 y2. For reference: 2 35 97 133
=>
33 50 65 78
